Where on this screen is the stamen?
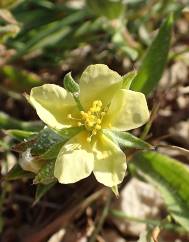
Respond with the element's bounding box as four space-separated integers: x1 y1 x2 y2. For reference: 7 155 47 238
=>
92 130 97 135
67 113 81 121
87 137 92 143
77 122 82 126
95 124 101 130
87 121 94 127
70 100 108 139
97 119 101 124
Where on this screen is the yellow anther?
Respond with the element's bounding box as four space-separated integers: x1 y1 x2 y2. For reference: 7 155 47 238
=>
78 100 105 135
67 114 72 119
87 137 92 143
95 107 101 112
98 100 102 107
93 100 99 106
95 124 101 130
87 122 94 127
77 122 82 126
92 130 97 135
97 119 101 124
90 107 95 112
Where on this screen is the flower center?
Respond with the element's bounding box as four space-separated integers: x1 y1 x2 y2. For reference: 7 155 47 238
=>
68 100 106 142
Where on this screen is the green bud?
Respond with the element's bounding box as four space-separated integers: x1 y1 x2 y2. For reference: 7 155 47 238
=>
63 72 80 94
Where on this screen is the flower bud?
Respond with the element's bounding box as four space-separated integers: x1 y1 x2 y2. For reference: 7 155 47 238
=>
63 72 80 94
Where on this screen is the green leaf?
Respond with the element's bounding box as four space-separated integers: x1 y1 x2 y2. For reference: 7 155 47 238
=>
130 151 189 231
0 25 20 43
13 126 81 162
6 129 37 141
57 126 83 139
130 14 174 94
31 126 82 156
42 142 65 160
31 127 64 156
5 164 34 181
122 70 137 89
34 182 56 205
103 129 152 149
112 31 138 61
0 111 42 131
0 0 21 8
0 65 43 91
34 160 57 185
86 0 124 20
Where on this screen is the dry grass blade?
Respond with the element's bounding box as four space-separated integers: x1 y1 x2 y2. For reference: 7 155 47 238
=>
152 226 160 242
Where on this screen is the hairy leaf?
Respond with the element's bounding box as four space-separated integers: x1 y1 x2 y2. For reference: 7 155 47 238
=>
131 151 189 231
130 15 174 94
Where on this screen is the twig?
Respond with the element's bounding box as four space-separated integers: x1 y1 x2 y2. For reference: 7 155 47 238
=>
25 188 105 242
14 194 62 210
152 226 160 242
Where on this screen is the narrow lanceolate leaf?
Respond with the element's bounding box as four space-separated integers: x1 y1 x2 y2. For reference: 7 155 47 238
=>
6 129 36 141
34 182 56 205
130 14 174 95
5 164 34 181
42 142 65 160
103 129 152 150
0 111 42 131
131 151 189 231
86 0 124 20
31 127 64 156
0 65 43 91
33 160 57 185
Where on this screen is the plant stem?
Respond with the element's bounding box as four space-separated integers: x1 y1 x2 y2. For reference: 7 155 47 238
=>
89 191 112 242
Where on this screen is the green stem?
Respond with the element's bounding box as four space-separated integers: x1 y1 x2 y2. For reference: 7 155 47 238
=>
110 209 186 233
0 112 43 131
110 209 159 226
89 192 112 242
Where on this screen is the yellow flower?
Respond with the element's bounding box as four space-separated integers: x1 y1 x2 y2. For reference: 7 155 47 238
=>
29 64 149 188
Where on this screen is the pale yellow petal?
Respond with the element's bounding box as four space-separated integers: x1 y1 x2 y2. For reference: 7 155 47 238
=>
79 64 122 109
54 132 94 184
29 84 79 129
93 134 126 187
103 89 150 131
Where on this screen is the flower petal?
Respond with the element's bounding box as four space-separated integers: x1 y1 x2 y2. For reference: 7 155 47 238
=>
54 132 94 184
79 64 122 109
104 89 150 131
29 84 78 129
93 133 126 187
